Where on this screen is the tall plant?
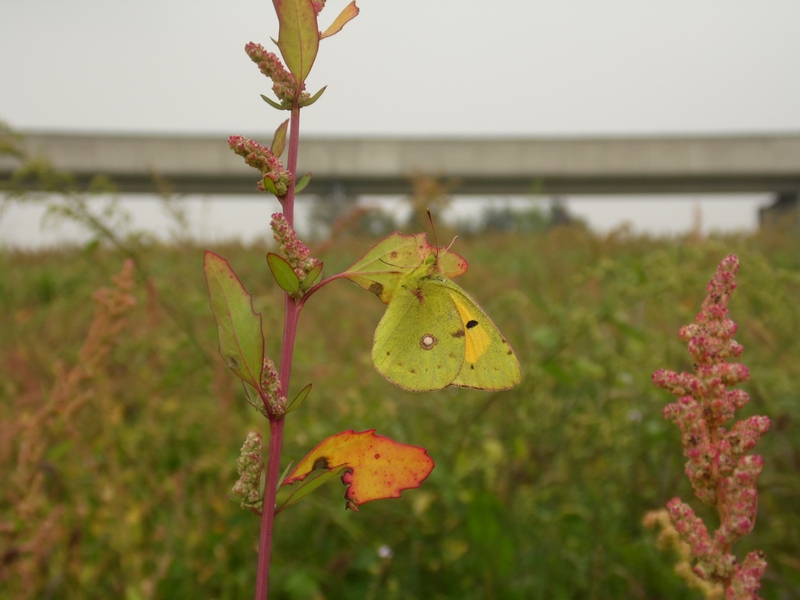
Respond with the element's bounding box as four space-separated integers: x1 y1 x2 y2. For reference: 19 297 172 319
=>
652 255 770 599
203 2 520 598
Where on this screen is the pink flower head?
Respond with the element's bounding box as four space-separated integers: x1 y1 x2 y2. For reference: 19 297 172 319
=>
244 42 310 107
228 135 293 196
652 255 770 595
271 213 320 280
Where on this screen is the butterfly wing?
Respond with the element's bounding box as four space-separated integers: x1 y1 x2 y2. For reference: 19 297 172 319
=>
438 278 521 391
372 275 466 392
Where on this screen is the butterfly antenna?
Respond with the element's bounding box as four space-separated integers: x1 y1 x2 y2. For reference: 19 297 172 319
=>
444 235 458 256
426 208 438 247
426 207 458 257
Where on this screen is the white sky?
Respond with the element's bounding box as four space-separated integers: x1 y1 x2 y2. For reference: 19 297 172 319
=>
2 1 800 246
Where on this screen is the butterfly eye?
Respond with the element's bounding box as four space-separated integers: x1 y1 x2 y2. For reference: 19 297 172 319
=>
419 334 438 350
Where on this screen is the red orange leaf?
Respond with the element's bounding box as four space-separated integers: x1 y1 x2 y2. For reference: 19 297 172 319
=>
283 430 434 510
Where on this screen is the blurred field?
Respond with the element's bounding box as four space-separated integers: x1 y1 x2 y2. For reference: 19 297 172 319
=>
2 225 799 599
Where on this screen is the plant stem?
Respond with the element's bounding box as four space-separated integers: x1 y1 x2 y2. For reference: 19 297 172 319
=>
253 103 303 600
254 415 285 599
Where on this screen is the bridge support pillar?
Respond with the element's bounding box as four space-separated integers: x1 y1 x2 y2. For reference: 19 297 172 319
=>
759 191 800 229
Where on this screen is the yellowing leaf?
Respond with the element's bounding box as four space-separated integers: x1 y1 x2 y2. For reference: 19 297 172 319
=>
271 119 289 157
320 1 359 39
283 430 434 510
343 231 468 304
203 252 264 389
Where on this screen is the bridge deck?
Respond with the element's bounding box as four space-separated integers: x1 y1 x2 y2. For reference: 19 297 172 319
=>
2 132 800 196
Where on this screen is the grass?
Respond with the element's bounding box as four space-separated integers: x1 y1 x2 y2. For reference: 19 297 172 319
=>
1 225 799 599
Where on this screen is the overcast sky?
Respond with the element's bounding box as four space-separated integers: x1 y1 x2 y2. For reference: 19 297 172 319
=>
2 1 800 245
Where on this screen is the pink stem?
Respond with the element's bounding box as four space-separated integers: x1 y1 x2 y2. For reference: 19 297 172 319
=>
254 104 303 599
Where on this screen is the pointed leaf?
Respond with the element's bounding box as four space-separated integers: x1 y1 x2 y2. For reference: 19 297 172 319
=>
320 1 359 39
203 251 264 388
274 0 319 86
271 119 290 157
242 380 269 417
342 231 468 303
267 252 302 295
276 465 348 513
261 93 288 111
283 430 435 510
285 383 312 414
262 176 280 196
299 261 323 292
276 460 295 488
298 85 327 108
295 172 312 194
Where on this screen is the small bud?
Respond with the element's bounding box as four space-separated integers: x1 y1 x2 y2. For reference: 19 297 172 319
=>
231 432 264 513
260 358 286 417
270 213 321 285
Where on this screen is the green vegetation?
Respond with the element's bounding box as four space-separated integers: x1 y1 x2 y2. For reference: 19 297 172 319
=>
2 226 799 599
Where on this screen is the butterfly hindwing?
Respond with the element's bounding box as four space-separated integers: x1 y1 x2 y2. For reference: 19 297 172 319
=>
372 274 466 392
442 281 521 390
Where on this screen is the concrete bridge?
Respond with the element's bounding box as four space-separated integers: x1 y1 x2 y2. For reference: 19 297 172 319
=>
2 132 800 219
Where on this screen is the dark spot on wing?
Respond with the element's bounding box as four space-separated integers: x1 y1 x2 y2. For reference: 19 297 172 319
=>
313 457 329 470
368 282 384 297
452 329 465 338
466 320 479 329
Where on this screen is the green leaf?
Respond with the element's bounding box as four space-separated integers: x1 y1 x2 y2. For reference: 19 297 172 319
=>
267 252 301 295
276 465 348 514
203 251 265 389
261 176 280 196
285 383 312 414
276 460 295 488
261 93 288 111
274 0 319 87
242 381 268 417
271 119 290 157
298 85 327 108
299 261 323 292
295 172 312 194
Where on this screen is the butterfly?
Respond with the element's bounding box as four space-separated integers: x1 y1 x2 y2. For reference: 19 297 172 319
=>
344 231 521 392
